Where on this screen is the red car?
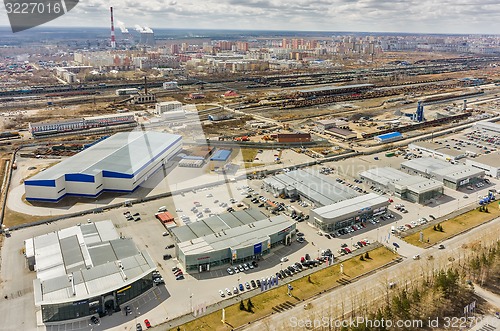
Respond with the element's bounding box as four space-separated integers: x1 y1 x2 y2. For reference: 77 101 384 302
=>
144 319 151 328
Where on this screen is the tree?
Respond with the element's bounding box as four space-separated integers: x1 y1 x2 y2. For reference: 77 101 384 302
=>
433 225 437 231
247 298 254 312
239 300 245 311
360 255 365 261
365 252 370 259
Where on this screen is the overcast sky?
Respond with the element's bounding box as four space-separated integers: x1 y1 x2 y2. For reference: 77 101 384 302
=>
2 0 500 34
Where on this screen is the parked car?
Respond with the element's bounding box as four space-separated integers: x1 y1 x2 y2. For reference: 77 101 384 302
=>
90 316 99 324
144 319 151 328
136 323 143 331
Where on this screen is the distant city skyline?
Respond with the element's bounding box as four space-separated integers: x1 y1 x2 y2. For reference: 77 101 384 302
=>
1 0 500 35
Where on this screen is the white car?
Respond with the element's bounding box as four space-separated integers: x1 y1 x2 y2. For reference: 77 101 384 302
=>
280 257 289 262
219 290 225 297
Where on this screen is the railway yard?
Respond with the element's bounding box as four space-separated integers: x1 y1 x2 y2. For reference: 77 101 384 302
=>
1 46 500 331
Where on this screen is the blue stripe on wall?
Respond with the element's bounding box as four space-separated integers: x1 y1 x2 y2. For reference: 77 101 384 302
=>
65 174 95 183
24 180 56 187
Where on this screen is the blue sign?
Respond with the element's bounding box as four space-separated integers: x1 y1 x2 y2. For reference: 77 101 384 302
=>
253 243 262 254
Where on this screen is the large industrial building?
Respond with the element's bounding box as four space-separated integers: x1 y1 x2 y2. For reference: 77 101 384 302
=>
309 193 390 232
401 157 485 190
28 113 136 136
360 167 444 203
466 152 500 178
474 121 500 134
24 221 156 322
263 169 359 207
24 131 182 202
154 101 183 114
171 210 296 271
374 132 403 143
408 141 467 161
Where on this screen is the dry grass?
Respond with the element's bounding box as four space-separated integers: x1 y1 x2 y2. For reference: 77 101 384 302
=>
2 208 46 227
240 149 259 162
404 202 500 248
171 246 396 331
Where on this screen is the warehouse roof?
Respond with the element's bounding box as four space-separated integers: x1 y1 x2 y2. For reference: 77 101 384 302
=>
171 210 267 243
402 157 484 181
432 165 484 181
411 141 465 158
376 132 402 141
177 215 294 256
27 132 181 181
468 152 500 168
210 149 232 162
264 169 359 206
360 167 411 187
27 221 155 305
394 176 443 194
312 193 389 219
475 121 500 133
401 157 451 175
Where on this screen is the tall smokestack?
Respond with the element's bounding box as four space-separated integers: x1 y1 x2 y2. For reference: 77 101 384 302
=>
110 7 116 49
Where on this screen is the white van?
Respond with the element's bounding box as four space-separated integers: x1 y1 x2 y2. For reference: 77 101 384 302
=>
158 206 167 212
390 226 396 234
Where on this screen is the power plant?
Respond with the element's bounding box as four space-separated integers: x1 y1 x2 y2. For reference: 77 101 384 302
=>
135 25 155 46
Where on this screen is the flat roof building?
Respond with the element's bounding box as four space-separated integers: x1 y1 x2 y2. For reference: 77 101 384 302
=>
401 157 485 190
263 169 359 207
466 152 500 178
474 121 500 134
154 101 183 114
409 141 470 161
374 132 403 143
24 131 182 202
171 210 296 271
25 221 156 323
360 167 443 204
310 193 390 232
326 127 357 140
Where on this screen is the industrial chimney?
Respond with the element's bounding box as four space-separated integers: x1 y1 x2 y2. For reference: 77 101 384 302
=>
110 7 116 49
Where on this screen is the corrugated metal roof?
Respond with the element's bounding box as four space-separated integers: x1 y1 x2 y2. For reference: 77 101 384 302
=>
376 132 402 140
312 193 389 219
360 167 412 186
29 131 181 180
265 169 359 206
30 221 156 305
210 149 232 161
171 210 268 243
179 215 295 254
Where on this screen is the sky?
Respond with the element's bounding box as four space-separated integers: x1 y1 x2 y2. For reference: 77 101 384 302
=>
1 0 500 35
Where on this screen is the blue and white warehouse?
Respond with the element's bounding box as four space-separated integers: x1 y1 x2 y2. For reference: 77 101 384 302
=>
24 131 182 202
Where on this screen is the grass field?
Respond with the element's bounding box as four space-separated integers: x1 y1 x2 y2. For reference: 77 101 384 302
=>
240 149 259 162
170 246 396 331
404 202 500 248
